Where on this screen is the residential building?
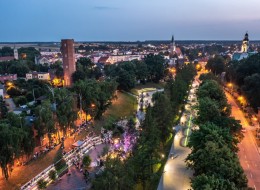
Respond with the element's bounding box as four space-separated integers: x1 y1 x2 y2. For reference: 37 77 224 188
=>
0 74 17 83
0 56 15 62
26 71 50 80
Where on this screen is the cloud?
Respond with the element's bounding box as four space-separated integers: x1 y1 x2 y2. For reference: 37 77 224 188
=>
93 6 118 10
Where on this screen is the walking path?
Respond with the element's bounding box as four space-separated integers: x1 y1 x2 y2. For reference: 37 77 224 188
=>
157 78 199 190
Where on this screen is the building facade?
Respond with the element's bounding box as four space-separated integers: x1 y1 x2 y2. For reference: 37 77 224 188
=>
26 71 50 80
232 32 256 61
0 74 17 83
61 39 76 86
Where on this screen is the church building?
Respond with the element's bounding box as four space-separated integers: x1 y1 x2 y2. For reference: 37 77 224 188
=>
232 32 256 61
168 35 184 67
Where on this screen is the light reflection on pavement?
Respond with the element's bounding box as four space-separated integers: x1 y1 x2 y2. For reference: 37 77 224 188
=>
226 92 260 189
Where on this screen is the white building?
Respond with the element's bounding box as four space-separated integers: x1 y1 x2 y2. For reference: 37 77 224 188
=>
0 84 4 98
26 71 50 80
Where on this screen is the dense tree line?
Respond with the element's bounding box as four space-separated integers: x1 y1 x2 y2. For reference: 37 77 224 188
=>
73 79 118 119
92 64 196 190
72 58 102 82
205 53 260 111
0 113 35 179
18 47 40 62
206 55 226 75
186 73 247 189
0 47 14 57
226 53 260 110
104 54 166 90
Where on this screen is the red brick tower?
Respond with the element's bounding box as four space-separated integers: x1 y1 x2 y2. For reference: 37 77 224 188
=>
61 39 76 87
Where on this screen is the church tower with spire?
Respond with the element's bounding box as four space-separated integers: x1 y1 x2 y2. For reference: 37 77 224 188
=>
241 32 249 53
170 35 176 56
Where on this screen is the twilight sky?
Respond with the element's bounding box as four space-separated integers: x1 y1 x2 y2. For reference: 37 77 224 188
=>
1 0 260 42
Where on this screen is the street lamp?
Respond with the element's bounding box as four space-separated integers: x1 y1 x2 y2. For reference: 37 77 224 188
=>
227 83 233 93
161 154 165 159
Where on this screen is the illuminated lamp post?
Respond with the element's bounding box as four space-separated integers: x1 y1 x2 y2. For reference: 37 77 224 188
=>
227 83 233 93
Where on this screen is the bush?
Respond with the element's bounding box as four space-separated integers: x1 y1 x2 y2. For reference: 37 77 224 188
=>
48 170 57 181
54 158 67 172
82 155 92 169
7 87 21 96
37 179 47 190
14 96 27 106
26 92 34 102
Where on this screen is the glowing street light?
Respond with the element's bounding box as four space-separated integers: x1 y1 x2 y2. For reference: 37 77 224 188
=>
227 83 232 87
238 96 244 101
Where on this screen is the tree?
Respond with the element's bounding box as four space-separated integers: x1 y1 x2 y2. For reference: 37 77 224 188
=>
134 108 161 189
34 100 56 144
73 79 117 119
0 96 8 119
206 55 225 75
48 170 57 181
199 73 219 82
82 155 92 169
105 61 136 91
72 70 86 83
134 60 149 84
54 88 77 137
152 92 172 145
242 73 260 110
0 122 34 179
0 47 14 57
197 80 231 116
187 123 235 154
191 174 236 190
144 54 166 82
8 61 30 77
14 96 27 106
92 156 135 190
117 69 136 90
186 141 247 189
37 179 47 190
18 47 40 61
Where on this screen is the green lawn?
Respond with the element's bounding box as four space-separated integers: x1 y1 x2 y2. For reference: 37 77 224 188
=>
94 91 137 132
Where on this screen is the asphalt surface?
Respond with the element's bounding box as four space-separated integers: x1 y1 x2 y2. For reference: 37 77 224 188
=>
157 79 199 190
226 92 260 189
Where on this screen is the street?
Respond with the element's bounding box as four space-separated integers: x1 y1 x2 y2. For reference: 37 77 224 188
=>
226 92 260 189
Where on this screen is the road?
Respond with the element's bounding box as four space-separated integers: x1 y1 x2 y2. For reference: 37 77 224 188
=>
226 92 260 189
157 80 199 190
